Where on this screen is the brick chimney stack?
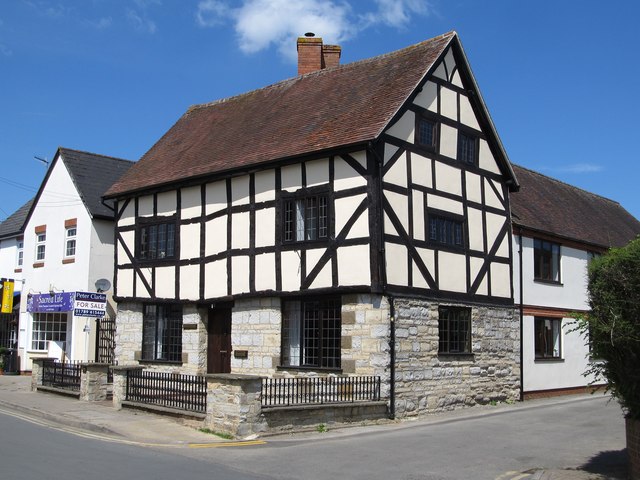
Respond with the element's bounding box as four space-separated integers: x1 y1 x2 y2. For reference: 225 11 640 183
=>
297 33 341 75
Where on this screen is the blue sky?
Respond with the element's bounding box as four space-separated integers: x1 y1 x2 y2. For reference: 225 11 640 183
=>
1 0 639 223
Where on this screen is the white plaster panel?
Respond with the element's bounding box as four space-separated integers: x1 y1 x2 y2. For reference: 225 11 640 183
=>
180 223 200 260
411 152 432 188
231 256 250 294
385 242 407 286
470 256 484 287
281 250 301 292
384 151 407 187
484 179 505 210
306 159 329 187
476 274 488 296
254 170 275 203
119 201 135 226
412 190 425 241
443 49 456 80
231 211 250 250
255 208 275 247
465 171 482 204
414 247 435 288
479 139 501 174
117 268 133 297
459 94 480 130
385 190 408 234
439 124 457 159
205 216 227 256
206 181 227 215
335 194 367 238
136 269 151 298
413 81 438 112
350 151 367 169
155 266 175 299
231 176 250 206
496 232 510 258
432 59 446 80
138 195 153 217
281 164 302 192
337 245 370 286
385 110 415 143
179 264 200 301
438 251 467 293
426 194 463 216
205 260 227 298
434 161 462 196
486 212 506 254
440 86 457 121
384 144 400 164
306 248 332 289
384 211 397 237
118 230 135 265
334 156 367 191
181 186 201 219
467 208 484 252
451 69 463 88
157 191 176 216
254 253 276 291
490 262 511 298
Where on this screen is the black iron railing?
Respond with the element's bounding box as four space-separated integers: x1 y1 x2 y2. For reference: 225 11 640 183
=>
42 360 81 391
125 369 207 414
95 316 116 383
262 376 381 408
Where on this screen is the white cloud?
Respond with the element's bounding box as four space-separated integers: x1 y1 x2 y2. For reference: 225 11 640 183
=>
84 16 113 30
543 163 604 174
196 0 431 61
126 8 157 34
0 44 12 57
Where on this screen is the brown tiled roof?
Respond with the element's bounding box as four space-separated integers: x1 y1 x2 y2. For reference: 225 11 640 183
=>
511 165 640 249
106 32 458 197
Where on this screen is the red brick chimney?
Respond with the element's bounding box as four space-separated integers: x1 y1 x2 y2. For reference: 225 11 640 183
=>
297 33 341 75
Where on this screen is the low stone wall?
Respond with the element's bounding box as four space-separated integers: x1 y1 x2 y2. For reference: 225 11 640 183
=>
393 299 520 418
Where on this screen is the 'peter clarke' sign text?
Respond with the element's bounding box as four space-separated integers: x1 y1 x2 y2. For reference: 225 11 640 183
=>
27 291 107 318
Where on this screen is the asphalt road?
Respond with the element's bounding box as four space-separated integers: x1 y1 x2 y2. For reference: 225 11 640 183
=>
0 394 627 480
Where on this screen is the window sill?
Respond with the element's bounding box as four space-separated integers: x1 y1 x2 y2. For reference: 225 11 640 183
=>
533 279 563 286
138 360 183 366
33 262 44 269
62 258 75 264
277 365 343 374
534 357 564 363
437 352 474 359
14 268 22 273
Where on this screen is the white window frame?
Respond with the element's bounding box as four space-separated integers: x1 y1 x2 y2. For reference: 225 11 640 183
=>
64 226 77 259
16 239 24 267
35 232 46 262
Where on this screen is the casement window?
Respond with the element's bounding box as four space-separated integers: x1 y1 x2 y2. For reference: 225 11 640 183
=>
417 117 438 150
534 239 561 282
458 132 478 165
438 306 472 354
64 227 77 258
35 232 46 262
281 297 341 369
142 304 182 362
16 239 23 267
31 312 67 351
138 219 176 260
535 317 562 359
282 192 329 243
428 214 465 248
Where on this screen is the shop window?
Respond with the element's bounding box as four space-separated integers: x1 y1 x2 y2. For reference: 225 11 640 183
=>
31 312 67 351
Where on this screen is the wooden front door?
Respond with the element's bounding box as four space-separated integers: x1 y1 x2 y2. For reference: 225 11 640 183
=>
207 307 232 374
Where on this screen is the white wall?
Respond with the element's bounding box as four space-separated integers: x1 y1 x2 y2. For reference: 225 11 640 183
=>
0 236 23 291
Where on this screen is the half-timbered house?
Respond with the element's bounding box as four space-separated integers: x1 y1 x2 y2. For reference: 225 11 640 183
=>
105 32 521 417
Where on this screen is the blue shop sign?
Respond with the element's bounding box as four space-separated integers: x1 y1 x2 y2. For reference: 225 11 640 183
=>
27 292 74 313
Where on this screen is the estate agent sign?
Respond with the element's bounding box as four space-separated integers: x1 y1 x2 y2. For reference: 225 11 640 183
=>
27 291 107 318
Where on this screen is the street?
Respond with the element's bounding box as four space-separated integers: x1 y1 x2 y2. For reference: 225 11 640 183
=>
0 394 627 480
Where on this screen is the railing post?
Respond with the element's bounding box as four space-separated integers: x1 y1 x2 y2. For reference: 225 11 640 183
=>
79 363 110 401
31 357 56 391
111 365 143 410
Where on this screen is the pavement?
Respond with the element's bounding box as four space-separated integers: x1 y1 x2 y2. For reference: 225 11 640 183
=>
0 374 628 480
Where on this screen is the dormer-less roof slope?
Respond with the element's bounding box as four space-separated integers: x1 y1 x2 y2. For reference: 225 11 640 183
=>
58 148 134 219
106 31 515 198
0 198 34 240
511 165 640 249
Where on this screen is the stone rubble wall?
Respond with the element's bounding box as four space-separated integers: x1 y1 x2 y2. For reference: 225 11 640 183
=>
393 298 520 418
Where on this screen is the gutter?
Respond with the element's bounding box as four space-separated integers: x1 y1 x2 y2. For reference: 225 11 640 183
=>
518 227 524 401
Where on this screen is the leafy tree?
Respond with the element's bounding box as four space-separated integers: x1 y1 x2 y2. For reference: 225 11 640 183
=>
578 237 640 419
